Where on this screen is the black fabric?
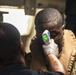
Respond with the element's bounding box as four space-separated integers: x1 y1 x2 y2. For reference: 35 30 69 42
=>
65 0 76 35
65 0 76 15
0 63 64 75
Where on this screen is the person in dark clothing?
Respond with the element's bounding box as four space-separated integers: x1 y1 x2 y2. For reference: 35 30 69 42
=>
0 22 65 75
65 0 76 35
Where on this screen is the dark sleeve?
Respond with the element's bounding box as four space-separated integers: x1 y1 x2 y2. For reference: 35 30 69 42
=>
31 70 65 75
39 72 64 75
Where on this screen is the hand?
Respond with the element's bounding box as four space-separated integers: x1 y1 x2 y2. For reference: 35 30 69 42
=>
42 39 59 56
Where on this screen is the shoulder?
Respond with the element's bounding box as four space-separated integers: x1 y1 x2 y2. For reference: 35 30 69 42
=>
14 69 64 75
59 29 76 74
25 70 65 75
63 29 76 47
64 29 75 36
31 71 65 75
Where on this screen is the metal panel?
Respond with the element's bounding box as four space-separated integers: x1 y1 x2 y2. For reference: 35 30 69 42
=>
24 0 36 15
0 0 24 6
36 0 66 13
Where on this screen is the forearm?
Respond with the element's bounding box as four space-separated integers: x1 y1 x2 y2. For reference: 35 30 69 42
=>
47 54 65 74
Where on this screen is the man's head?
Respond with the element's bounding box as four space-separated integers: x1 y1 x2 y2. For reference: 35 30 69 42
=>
0 22 25 65
35 8 64 41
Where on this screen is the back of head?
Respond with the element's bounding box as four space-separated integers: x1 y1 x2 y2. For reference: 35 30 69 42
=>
0 22 21 64
35 8 64 32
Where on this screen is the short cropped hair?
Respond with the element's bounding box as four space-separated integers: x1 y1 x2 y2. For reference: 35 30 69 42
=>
0 22 21 63
35 8 64 30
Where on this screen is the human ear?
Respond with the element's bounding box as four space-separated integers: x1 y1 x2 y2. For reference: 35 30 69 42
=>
20 42 24 51
20 42 26 56
62 24 65 30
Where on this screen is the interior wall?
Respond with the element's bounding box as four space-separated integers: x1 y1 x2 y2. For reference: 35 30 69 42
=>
36 0 66 13
0 0 66 53
0 0 24 6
